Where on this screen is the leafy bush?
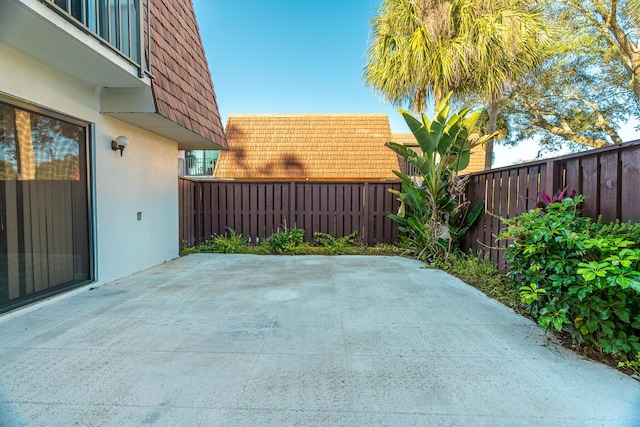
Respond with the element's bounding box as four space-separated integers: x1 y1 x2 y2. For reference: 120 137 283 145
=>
267 226 305 253
499 196 640 355
313 231 359 254
199 228 248 253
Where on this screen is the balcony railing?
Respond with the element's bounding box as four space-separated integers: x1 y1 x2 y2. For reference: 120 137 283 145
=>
179 158 217 177
46 0 143 70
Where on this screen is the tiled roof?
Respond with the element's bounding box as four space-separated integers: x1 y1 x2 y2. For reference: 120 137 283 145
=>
464 141 486 174
146 0 227 149
391 133 486 174
215 114 400 180
390 133 418 147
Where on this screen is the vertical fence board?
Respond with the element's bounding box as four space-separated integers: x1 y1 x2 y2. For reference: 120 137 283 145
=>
517 166 530 212
563 159 581 195
362 183 369 244
464 174 479 254
495 170 510 271
474 174 489 257
507 168 518 219
621 146 640 222
599 152 619 222
581 156 599 219
489 172 500 268
203 182 212 239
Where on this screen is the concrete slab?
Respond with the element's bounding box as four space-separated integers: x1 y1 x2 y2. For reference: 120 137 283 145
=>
1 254 639 426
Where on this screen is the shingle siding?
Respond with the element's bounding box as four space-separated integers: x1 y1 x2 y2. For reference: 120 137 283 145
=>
147 0 227 149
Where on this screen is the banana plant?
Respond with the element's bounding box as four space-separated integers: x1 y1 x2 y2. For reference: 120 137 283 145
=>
386 93 496 259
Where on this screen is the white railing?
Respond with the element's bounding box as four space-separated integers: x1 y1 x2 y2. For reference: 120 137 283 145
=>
179 158 216 177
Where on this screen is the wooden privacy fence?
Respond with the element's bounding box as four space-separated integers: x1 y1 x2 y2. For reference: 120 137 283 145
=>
179 140 640 273
179 179 402 247
462 140 640 273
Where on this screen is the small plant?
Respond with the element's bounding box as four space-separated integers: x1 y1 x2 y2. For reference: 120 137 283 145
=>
207 228 249 253
267 223 305 253
522 185 576 210
313 231 359 254
618 352 640 377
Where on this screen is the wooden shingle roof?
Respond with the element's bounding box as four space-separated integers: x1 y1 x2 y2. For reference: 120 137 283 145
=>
215 114 400 180
147 0 227 149
390 133 418 147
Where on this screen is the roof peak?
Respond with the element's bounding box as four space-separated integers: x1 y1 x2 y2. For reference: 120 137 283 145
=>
227 113 389 118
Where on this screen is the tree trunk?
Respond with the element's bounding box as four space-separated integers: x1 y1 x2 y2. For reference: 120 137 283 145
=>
484 91 499 170
15 110 35 180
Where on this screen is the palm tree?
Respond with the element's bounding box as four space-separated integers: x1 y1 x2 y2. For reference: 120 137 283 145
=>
364 0 550 169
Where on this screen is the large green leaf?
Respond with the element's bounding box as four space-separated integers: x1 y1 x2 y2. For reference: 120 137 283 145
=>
437 132 454 157
441 117 463 156
385 142 417 160
399 109 435 154
435 93 453 122
392 170 412 185
466 201 485 226
407 155 433 177
462 109 483 132
428 119 446 157
452 142 471 171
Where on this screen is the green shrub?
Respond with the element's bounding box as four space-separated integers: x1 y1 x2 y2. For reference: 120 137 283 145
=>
267 227 305 253
313 231 359 254
206 228 248 253
618 352 640 377
498 196 640 355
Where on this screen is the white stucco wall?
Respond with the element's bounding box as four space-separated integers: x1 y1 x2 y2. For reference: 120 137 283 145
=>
0 44 179 285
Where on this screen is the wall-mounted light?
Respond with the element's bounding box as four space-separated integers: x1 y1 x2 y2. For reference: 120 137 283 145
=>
111 135 129 156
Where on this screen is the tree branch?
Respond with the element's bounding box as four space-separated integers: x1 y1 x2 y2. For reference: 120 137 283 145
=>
510 91 613 148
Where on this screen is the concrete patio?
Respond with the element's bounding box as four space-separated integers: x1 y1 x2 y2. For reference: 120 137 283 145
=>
1 254 639 426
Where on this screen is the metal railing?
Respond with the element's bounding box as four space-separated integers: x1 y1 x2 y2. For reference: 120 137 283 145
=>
179 158 216 177
45 0 143 72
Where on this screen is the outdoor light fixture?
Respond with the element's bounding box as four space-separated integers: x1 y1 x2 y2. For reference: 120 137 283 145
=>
111 135 129 156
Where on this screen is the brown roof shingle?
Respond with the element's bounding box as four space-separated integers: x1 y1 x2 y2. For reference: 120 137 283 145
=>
215 114 400 180
147 0 227 149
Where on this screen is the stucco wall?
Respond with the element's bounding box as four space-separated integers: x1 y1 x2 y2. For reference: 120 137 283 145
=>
0 44 179 285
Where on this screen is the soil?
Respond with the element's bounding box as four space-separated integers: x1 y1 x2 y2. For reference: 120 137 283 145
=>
552 330 639 380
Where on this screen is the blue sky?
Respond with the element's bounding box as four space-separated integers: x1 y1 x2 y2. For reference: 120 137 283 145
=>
192 0 639 167
192 1 407 130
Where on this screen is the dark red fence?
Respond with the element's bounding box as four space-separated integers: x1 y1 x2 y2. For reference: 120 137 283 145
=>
179 140 640 273
179 179 402 247
462 140 640 272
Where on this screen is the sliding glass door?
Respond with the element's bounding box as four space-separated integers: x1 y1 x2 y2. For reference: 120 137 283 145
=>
0 99 92 311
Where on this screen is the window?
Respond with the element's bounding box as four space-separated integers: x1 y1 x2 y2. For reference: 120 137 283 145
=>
0 106 81 181
47 0 141 65
0 100 92 311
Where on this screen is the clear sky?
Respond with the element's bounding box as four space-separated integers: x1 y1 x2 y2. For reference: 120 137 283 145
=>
191 0 639 167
